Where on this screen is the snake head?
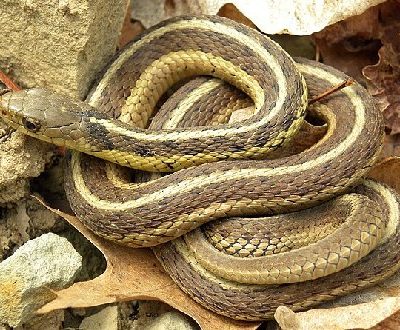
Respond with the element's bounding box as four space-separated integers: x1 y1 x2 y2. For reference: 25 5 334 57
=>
0 88 90 146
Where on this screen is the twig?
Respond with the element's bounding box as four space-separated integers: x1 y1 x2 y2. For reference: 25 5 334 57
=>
0 69 21 91
315 44 321 62
309 78 355 104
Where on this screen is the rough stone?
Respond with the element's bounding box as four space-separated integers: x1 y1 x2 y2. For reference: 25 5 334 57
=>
20 310 65 330
79 305 119 330
145 311 198 330
0 121 52 205
79 306 118 330
0 197 66 261
0 233 82 327
0 0 128 99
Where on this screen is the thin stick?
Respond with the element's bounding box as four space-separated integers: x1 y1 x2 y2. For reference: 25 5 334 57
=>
0 69 21 91
315 44 321 62
309 78 355 104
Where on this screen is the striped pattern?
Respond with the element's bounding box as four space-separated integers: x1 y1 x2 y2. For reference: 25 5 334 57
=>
0 16 391 321
65 60 383 247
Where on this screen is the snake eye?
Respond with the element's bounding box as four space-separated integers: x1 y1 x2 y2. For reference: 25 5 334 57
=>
22 118 41 132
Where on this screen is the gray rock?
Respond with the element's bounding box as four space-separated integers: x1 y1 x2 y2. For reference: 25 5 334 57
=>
0 121 51 205
0 233 82 327
79 306 119 330
145 311 198 330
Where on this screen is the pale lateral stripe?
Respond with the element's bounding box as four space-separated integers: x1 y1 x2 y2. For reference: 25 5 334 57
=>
88 19 291 142
88 19 287 114
171 180 400 290
104 80 222 189
72 64 366 211
363 180 399 242
90 51 267 141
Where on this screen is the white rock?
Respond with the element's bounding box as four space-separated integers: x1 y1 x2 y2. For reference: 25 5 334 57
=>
0 233 82 327
132 0 386 35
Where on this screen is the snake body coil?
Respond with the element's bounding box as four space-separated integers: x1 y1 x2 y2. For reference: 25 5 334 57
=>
0 16 398 320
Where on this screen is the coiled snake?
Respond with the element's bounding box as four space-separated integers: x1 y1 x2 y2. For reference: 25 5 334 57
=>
1 16 400 320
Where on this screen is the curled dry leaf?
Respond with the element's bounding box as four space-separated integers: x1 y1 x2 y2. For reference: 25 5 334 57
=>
370 306 400 329
275 298 400 330
313 0 400 134
118 2 145 49
368 157 400 193
363 24 400 135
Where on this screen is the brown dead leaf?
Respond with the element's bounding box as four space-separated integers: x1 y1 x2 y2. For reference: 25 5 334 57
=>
380 135 400 159
35 200 260 330
370 307 400 329
368 157 400 192
275 298 400 330
312 6 381 83
312 0 400 134
363 24 400 134
118 2 145 49
216 3 257 29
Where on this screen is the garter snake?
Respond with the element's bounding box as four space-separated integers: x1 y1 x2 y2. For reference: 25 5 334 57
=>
0 15 398 320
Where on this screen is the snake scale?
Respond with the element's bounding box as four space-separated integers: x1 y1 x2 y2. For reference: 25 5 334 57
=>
1 15 400 320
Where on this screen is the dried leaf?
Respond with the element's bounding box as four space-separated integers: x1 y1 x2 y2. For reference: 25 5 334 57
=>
131 0 385 35
216 3 257 29
370 307 400 329
118 2 145 49
275 298 400 330
363 24 400 134
368 157 400 192
380 135 400 159
312 3 382 82
313 0 400 134
35 201 260 330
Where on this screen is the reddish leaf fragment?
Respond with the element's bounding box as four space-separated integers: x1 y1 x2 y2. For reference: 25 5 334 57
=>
0 70 21 91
